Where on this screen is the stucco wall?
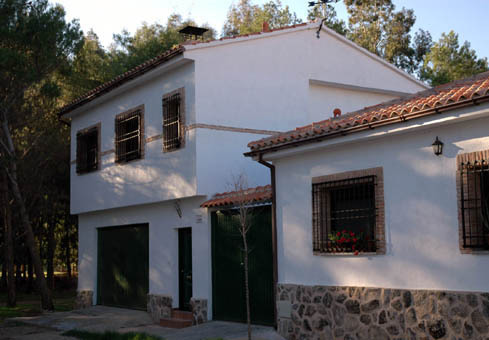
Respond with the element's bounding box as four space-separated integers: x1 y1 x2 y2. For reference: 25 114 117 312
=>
77 196 212 316
70 62 196 214
195 128 271 196
273 105 489 292
187 26 425 131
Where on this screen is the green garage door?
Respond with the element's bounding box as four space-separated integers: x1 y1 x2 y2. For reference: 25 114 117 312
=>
97 224 149 310
212 206 274 325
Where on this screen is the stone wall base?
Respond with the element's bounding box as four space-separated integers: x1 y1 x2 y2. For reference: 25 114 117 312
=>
190 298 208 325
277 283 489 340
74 290 93 309
147 294 172 323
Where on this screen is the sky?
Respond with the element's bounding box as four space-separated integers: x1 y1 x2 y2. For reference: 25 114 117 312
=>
54 0 488 59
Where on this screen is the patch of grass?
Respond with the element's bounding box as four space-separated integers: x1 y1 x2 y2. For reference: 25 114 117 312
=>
0 289 76 321
63 330 163 340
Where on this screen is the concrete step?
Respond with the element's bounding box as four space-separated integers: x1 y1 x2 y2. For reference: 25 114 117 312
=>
160 317 193 329
171 309 193 321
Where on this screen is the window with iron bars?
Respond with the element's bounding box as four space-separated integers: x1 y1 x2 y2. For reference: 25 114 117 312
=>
115 109 142 163
460 159 489 250
163 92 182 152
312 175 377 254
76 126 99 174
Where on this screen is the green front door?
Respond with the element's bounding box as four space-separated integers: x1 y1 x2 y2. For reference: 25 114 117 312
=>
212 206 274 325
179 227 193 311
97 224 149 310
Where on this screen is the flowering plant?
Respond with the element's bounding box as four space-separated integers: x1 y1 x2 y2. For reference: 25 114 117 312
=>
328 229 364 255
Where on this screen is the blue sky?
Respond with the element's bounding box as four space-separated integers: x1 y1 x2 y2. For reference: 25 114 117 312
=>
55 0 488 59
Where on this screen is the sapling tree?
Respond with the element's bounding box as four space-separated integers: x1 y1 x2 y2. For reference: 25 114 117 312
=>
231 173 255 340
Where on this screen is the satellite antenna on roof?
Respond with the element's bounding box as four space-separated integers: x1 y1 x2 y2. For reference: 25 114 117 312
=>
308 0 341 39
178 25 209 42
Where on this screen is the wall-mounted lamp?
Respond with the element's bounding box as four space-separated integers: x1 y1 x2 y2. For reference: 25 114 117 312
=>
432 136 444 156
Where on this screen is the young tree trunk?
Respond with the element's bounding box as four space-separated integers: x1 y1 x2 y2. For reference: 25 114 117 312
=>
65 225 71 279
242 231 251 340
27 252 33 292
47 218 55 290
2 172 16 307
1 119 53 311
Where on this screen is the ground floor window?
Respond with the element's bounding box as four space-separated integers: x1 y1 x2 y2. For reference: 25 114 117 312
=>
312 167 385 255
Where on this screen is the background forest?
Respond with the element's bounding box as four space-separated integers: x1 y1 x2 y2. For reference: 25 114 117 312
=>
0 0 487 311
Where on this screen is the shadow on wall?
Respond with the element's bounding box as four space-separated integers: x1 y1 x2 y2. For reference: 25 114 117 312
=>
276 120 489 291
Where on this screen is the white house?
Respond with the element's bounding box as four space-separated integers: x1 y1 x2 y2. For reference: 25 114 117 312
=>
59 22 427 326
245 71 489 339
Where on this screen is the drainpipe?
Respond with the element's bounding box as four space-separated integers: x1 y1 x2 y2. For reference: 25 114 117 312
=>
258 154 278 329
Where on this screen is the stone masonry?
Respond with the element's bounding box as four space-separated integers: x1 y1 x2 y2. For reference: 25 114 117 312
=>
74 290 93 309
277 284 489 340
147 294 172 323
190 298 208 325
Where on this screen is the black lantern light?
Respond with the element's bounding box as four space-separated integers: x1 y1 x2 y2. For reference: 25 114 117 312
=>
432 136 443 156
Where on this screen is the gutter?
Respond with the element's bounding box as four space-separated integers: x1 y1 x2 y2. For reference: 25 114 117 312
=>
257 154 278 329
245 95 489 158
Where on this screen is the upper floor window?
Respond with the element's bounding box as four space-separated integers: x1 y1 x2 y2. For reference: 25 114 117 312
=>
76 125 99 174
312 168 385 255
163 89 184 152
115 106 144 163
458 152 489 251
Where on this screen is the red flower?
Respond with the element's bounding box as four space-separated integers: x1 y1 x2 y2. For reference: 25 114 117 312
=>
338 239 343 244
353 238 357 243
354 250 359 256
340 237 346 242
350 232 355 237
352 245 356 250
336 232 341 237
342 230 346 234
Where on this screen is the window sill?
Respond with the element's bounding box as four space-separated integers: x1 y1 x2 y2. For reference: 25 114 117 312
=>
313 251 380 257
463 249 489 255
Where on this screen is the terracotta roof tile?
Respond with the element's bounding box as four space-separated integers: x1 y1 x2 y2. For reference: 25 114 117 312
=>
246 71 489 155
201 185 272 208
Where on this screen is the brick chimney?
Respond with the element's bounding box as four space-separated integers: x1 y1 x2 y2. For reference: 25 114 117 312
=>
333 108 342 118
262 21 270 32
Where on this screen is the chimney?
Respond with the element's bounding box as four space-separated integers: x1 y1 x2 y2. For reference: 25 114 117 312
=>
262 21 270 32
178 25 209 42
333 108 342 118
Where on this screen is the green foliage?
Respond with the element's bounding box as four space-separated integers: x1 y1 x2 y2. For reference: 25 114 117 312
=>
420 31 489 86
222 0 302 36
344 0 421 72
63 330 163 340
307 3 347 36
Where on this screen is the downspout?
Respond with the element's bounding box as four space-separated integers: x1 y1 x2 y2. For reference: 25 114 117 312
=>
258 153 278 329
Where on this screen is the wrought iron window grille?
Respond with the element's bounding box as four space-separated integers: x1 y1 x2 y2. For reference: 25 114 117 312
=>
163 93 182 152
460 160 489 249
115 109 142 163
312 175 378 253
76 127 98 174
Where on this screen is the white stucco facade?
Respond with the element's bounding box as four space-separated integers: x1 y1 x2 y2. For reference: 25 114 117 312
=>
67 22 430 314
267 102 489 292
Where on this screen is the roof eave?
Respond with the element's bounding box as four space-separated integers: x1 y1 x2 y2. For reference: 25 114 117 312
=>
58 47 185 118
244 94 489 158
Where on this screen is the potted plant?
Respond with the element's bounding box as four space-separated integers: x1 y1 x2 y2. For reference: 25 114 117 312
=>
328 229 364 255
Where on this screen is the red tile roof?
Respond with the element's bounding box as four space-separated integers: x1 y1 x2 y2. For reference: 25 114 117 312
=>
58 23 310 117
201 185 272 208
246 71 489 156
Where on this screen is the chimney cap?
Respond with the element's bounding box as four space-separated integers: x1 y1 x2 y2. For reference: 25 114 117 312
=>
178 25 209 37
333 108 342 117
262 21 270 32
